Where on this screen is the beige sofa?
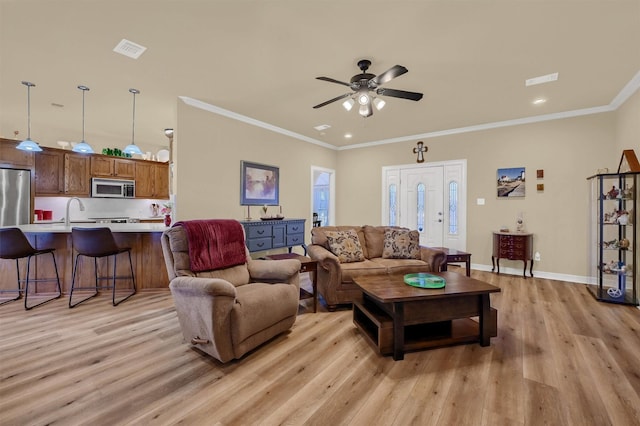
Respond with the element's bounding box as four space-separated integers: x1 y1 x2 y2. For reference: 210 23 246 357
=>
162 224 301 363
308 225 446 311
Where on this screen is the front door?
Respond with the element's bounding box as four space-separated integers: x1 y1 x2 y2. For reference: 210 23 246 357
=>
400 166 444 246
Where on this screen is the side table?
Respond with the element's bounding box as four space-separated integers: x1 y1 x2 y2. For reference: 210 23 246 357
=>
265 253 317 312
432 247 472 277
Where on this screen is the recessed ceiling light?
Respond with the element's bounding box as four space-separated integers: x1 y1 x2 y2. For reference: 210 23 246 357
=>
314 124 331 131
525 72 558 87
533 98 547 105
113 39 147 59
344 133 352 138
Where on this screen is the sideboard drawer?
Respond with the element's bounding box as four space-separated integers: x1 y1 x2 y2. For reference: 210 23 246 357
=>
287 223 304 234
286 233 304 246
247 225 272 239
247 237 272 252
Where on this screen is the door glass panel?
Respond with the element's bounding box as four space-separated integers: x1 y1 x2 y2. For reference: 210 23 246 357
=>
449 180 458 234
389 183 397 226
417 182 425 232
313 171 330 226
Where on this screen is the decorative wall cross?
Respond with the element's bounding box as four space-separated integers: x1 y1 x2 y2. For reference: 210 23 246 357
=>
413 141 428 163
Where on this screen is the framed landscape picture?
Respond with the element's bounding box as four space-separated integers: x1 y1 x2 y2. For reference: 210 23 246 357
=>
240 161 279 206
497 167 525 197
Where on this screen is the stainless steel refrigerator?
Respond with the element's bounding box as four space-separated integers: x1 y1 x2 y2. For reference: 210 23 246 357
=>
0 168 31 226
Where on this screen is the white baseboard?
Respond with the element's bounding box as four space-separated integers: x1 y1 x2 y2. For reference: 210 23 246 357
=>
471 263 589 284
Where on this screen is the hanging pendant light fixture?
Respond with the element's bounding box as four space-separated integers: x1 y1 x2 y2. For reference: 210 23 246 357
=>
16 81 42 152
123 88 143 155
72 85 94 153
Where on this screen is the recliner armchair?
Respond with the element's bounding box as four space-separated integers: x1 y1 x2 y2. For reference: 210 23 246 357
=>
161 222 301 363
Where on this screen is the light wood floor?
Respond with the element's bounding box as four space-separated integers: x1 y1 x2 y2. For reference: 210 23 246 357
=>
1 269 639 426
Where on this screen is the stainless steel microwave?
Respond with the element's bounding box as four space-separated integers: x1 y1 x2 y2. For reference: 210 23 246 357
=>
91 178 135 198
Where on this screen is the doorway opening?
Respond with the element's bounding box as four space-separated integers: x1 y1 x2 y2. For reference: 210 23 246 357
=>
311 166 335 227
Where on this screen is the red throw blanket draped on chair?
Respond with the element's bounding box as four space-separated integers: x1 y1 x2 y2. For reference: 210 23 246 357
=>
173 219 246 272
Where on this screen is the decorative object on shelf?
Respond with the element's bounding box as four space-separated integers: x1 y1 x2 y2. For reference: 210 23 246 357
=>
261 204 268 218
240 161 279 206
516 212 525 232
161 202 173 226
150 203 159 217
123 88 143 156
313 59 423 118
497 167 526 198
56 141 70 150
413 141 428 163
16 81 42 152
101 147 132 158
156 149 169 162
617 149 640 173
72 85 95 154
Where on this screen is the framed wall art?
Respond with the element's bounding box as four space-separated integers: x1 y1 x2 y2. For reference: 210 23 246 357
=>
497 167 526 197
240 161 279 206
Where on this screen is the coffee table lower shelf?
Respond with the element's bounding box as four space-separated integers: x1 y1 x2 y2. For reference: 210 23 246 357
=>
353 300 497 356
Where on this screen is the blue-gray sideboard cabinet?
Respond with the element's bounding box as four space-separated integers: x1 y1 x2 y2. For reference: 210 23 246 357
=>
240 218 306 254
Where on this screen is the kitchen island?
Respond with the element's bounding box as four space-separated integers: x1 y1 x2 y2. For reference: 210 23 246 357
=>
0 223 170 295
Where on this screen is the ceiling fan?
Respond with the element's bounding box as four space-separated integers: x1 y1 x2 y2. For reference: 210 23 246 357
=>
313 59 423 117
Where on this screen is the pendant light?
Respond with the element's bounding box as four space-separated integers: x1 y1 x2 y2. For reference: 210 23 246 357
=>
16 81 42 152
123 88 143 155
72 85 94 153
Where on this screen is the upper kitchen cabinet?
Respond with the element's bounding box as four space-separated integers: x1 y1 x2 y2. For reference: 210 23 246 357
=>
90 156 135 179
35 148 90 196
0 138 34 168
64 153 90 196
135 162 169 199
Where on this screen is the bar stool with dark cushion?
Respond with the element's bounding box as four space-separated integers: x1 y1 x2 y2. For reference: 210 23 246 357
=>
0 227 62 310
69 227 136 308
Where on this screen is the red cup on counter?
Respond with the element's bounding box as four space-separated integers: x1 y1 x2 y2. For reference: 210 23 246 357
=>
34 209 43 221
42 210 53 221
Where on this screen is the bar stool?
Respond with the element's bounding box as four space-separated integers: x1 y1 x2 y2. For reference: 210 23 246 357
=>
69 227 136 308
0 227 62 310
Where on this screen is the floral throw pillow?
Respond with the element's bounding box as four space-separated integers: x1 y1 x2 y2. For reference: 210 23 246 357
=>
325 230 365 263
382 229 421 259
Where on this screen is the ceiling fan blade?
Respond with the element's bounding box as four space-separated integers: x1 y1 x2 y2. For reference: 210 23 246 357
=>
316 76 352 87
377 88 423 101
371 65 408 86
313 92 353 109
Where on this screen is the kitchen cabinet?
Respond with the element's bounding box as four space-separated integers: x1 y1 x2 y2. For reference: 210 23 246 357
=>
240 219 306 253
90 156 135 179
35 148 90 196
35 149 65 194
587 172 638 305
0 138 33 168
135 162 169 199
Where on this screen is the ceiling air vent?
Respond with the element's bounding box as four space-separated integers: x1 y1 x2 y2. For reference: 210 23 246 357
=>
113 39 147 59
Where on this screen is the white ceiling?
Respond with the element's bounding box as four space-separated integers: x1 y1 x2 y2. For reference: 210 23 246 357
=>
1 0 639 150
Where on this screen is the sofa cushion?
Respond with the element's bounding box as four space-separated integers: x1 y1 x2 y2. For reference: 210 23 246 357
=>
340 259 388 283
370 257 432 274
325 229 365 263
311 226 369 259
362 225 385 259
382 229 421 259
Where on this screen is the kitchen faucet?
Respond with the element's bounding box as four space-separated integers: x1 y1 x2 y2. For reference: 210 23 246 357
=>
65 197 85 226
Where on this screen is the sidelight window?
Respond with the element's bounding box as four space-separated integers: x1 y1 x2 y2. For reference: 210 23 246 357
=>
417 183 425 232
388 183 397 226
449 180 458 234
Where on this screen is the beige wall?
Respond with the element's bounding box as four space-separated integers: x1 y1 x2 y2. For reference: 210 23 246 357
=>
337 114 616 278
615 90 640 155
176 92 638 280
175 100 337 223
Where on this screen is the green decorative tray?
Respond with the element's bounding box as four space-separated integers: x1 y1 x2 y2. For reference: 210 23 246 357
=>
404 273 446 289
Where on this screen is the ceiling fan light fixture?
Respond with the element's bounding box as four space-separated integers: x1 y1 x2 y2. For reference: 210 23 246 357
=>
357 93 370 106
358 104 368 117
373 97 386 110
342 98 355 111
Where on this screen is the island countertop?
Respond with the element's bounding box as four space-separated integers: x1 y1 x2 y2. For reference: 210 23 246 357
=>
6 223 169 233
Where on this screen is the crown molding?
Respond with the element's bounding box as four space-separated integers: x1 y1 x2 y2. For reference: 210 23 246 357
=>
179 69 640 152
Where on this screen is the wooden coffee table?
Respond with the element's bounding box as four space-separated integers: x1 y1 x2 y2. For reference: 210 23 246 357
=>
352 271 500 360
